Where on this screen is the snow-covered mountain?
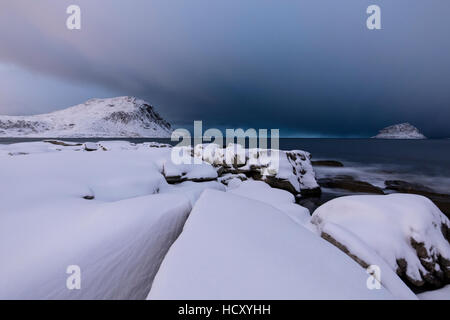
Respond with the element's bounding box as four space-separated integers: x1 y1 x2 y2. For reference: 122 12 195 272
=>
0 96 172 138
372 123 426 139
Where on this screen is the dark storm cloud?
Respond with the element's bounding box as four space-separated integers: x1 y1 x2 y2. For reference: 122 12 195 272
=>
0 0 449 137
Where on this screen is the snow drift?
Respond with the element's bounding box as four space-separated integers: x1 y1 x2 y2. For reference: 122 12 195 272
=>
0 194 191 299
0 141 206 299
148 189 413 299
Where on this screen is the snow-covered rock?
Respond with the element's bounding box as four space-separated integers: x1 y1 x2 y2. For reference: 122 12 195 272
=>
372 123 426 139
162 160 218 183
218 173 248 186
189 143 320 196
0 96 172 138
311 194 450 289
148 189 412 299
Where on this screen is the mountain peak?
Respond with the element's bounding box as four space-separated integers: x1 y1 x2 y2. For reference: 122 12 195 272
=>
0 97 172 138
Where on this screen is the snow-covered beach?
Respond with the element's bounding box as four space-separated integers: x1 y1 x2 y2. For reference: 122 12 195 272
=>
2 0 450 306
0 140 448 300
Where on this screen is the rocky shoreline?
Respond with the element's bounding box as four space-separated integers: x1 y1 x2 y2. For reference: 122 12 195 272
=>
1 141 449 298
310 160 450 218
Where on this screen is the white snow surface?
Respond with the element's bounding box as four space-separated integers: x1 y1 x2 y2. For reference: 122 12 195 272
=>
162 159 218 181
229 180 311 225
417 285 450 300
311 194 450 286
372 123 426 139
0 140 222 299
0 194 191 299
148 189 400 299
1 140 435 299
0 96 172 138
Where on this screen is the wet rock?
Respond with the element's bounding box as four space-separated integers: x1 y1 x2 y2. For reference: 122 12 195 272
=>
321 232 370 269
145 142 172 148
43 140 82 147
394 236 450 289
295 192 337 214
311 160 344 167
385 180 450 217
385 180 434 193
164 173 217 184
84 142 99 152
318 175 384 194
298 186 322 197
164 174 184 184
218 173 248 186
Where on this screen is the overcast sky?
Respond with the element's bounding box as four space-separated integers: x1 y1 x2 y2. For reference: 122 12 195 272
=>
1 1 449 137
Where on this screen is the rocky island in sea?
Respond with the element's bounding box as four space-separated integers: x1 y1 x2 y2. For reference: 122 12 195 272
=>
372 123 426 139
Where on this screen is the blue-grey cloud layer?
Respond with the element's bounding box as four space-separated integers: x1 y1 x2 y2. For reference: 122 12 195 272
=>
0 0 449 137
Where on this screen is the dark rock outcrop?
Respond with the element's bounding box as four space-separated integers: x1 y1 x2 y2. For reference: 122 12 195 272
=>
385 180 450 217
318 175 384 194
312 160 344 167
44 140 82 147
190 144 321 197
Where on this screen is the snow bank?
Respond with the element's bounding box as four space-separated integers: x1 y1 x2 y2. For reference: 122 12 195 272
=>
148 189 398 299
0 141 197 299
311 194 450 288
0 147 169 205
0 194 191 299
